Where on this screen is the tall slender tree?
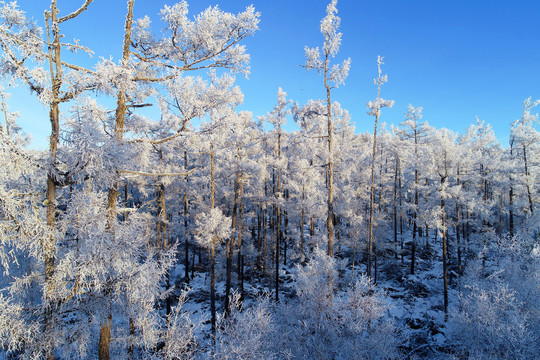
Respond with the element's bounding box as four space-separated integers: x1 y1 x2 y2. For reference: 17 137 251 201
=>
304 0 350 257
366 56 394 278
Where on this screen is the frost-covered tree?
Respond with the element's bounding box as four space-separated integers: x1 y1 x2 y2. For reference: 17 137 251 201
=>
394 105 428 274
259 87 291 301
366 56 394 278
0 2 96 357
0 94 46 358
304 0 350 257
510 97 539 215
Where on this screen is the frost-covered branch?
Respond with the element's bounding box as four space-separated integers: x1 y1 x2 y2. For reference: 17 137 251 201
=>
58 0 94 23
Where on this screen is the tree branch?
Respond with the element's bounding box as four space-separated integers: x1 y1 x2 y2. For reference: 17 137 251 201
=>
120 169 195 177
58 0 94 23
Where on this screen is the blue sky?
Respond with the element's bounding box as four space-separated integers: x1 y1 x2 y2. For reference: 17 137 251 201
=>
8 0 540 149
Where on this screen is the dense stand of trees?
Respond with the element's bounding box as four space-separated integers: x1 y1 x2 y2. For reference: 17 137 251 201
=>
1 1 539 359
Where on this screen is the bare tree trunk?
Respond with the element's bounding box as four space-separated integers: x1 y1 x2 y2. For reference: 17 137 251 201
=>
399 159 403 238
43 2 65 356
225 171 240 315
283 189 289 266
237 179 245 301
275 203 280 302
156 183 171 315
367 114 380 278
509 185 514 239
367 60 389 278
275 121 283 302
127 317 135 360
440 156 449 321
157 184 167 249
456 171 462 276
263 202 268 275
100 2 134 357
256 204 262 269
300 190 305 263
184 151 190 283
98 315 112 360
324 56 335 258
210 142 217 336
393 156 398 259
523 145 534 214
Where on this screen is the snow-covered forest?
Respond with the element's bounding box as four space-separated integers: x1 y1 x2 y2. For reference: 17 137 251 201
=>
1 1 539 359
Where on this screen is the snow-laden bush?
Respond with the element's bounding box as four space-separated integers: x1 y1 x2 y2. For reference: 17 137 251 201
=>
450 214 540 359
276 248 400 360
160 290 200 360
214 292 275 360
340 275 400 360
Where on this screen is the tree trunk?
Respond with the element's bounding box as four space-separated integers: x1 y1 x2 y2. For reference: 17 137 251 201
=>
98 315 112 360
43 2 65 356
237 179 245 301
456 169 462 275
157 184 167 249
210 141 217 335
256 204 262 269
509 185 514 238
324 57 335 258
225 171 241 315
184 151 190 283
393 156 398 259
441 153 449 321
523 145 534 214
300 192 305 263
275 203 280 302
262 203 268 275
101 1 134 357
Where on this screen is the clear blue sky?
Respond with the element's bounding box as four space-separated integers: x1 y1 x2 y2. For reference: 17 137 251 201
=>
8 0 540 149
